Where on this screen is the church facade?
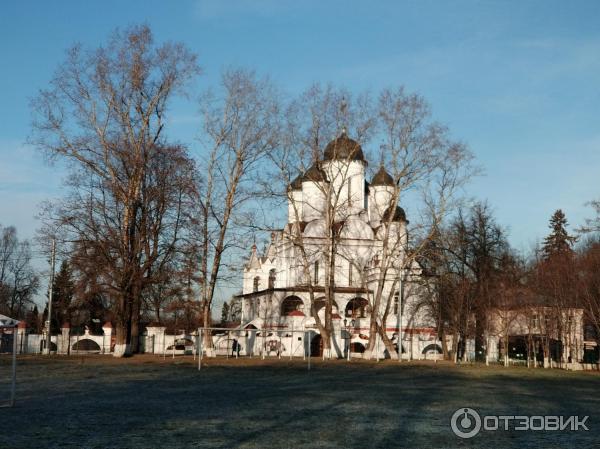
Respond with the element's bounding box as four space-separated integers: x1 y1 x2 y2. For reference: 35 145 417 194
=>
236 132 441 359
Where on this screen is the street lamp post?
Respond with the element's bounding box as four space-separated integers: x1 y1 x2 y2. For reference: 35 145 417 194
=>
344 319 355 361
397 267 406 363
46 237 56 355
45 218 74 356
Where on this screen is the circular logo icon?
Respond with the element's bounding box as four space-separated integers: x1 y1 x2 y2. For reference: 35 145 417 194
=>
451 408 481 439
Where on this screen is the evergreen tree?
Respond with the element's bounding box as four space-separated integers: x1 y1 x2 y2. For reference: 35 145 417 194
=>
220 302 230 324
25 305 40 332
542 209 577 259
46 261 75 333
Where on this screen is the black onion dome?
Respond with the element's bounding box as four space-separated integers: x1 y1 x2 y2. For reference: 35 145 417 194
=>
302 163 328 183
371 165 394 186
383 205 407 222
323 131 366 162
289 173 303 190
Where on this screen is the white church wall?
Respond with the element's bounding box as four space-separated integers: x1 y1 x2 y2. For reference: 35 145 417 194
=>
370 185 394 225
322 160 366 219
302 181 326 221
287 189 303 223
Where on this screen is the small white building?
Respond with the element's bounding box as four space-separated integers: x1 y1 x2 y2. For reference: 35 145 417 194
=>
236 132 442 359
486 303 590 368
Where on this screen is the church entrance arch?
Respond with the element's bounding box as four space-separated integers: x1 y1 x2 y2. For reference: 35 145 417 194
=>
350 342 365 353
310 333 323 357
72 338 101 353
422 344 442 355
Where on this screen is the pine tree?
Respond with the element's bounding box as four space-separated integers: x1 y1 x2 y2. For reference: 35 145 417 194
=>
47 261 75 332
25 305 40 332
220 302 230 325
542 209 577 259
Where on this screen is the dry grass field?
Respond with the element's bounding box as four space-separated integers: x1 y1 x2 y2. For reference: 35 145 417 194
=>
1 355 599 448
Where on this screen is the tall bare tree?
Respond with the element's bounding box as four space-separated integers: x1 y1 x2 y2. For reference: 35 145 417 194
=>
0 225 39 318
423 203 509 362
363 87 475 359
265 84 376 357
30 25 201 356
195 69 281 351
577 238 600 355
264 84 474 359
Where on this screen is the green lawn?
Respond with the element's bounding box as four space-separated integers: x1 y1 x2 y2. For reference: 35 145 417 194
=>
1 355 598 448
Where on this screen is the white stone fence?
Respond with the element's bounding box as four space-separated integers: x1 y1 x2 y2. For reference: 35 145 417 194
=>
12 323 198 356
10 322 445 361
14 322 114 355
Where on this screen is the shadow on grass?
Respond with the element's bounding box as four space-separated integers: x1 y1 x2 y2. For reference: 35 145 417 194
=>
2 357 599 448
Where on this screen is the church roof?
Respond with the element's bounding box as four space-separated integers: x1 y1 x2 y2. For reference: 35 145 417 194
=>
371 165 394 186
302 163 328 183
246 244 262 270
383 205 407 222
289 173 303 191
0 314 19 328
264 234 277 261
323 131 366 162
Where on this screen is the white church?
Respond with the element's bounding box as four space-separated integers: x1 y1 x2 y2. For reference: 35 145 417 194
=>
235 131 442 359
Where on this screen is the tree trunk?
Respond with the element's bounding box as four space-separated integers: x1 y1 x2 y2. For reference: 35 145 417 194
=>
130 294 141 353
114 290 133 357
377 322 397 357
439 325 448 360
202 303 213 356
451 332 458 363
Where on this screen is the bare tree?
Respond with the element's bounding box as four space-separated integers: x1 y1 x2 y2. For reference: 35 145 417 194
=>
264 84 474 359
264 84 376 358
30 25 201 356
578 200 600 235
0 225 39 318
363 87 475 359
422 203 509 363
488 255 527 367
195 69 281 352
531 250 578 368
577 238 600 357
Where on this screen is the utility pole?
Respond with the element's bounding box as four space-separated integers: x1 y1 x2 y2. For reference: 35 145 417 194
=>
46 237 56 355
398 268 405 363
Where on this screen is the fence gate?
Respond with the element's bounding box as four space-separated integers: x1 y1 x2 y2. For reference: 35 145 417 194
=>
0 325 17 408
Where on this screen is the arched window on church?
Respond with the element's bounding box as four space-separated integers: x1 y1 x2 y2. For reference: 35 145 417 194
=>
314 261 319 284
393 291 400 315
345 297 369 318
268 269 276 289
312 298 339 317
253 276 260 292
281 296 304 316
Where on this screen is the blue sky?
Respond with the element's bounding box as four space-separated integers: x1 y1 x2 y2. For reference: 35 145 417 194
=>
1 0 599 271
